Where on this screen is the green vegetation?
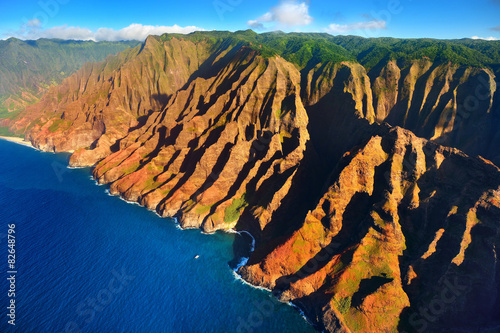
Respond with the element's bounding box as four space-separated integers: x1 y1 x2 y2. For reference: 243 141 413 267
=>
1 32 498 119
0 91 38 120
334 296 352 315
214 113 230 128
48 119 72 133
224 194 248 223
279 130 292 143
292 236 307 253
195 204 213 215
0 38 139 112
143 177 162 192
157 30 500 70
160 30 355 69
0 127 23 137
122 162 141 176
183 199 197 211
1 32 497 123
25 117 45 132
330 35 500 69
0 107 21 120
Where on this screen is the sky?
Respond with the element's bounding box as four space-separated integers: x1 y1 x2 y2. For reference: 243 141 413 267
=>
0 0 499 41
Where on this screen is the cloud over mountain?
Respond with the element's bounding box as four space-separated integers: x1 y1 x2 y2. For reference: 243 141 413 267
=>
471 36 500 41
3 23 204 41
325 20 386 34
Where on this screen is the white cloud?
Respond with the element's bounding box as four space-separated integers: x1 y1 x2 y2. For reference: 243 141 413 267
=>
26 19 42 28
471 36 499 41
247 0 313 30
247 20 265 30
325 20 386 34
257 12 274 23
94 24 203 41
36 26 95 40
3 23 204 41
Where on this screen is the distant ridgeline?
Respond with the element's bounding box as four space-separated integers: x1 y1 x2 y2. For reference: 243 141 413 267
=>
160 30 500 68
3 30 500 332
0 37 139 133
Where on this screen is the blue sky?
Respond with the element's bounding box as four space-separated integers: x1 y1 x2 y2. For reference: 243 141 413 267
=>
1 0 499 41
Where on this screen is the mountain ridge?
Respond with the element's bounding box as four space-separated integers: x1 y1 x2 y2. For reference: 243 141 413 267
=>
0 37 139 130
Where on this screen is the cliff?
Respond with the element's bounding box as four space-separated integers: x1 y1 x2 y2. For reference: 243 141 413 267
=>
240 126 500 332
6 31 500 332
302 59 500 166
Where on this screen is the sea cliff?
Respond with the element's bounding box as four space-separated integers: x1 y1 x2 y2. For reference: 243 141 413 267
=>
5 31 500 332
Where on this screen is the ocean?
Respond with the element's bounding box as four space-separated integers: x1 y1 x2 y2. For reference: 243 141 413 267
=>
0 139 316 333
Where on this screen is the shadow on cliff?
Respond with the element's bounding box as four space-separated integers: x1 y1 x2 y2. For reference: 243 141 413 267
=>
232 66 388 267
396 152 500 332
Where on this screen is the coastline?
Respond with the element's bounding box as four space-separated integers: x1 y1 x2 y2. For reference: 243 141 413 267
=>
100 175 317 330
4 138 319 331
0 146 317 333
0 135 34 148
104 175 318 330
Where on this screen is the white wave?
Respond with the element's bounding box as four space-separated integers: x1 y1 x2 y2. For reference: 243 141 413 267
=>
118 196 140 206
149 208 163 218
170 217 184 230
76 166 316 330
229 230 256 272
231 267 316 330
288 302 314 326
200 225 216 235
234 256 249 271
231 270 272 292
104 189 114 196
238 230 256 251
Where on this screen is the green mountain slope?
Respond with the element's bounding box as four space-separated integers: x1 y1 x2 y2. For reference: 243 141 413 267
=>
162 30 500 68
0 38 139 122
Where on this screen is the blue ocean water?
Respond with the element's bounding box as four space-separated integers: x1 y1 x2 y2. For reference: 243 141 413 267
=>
0 139 316 333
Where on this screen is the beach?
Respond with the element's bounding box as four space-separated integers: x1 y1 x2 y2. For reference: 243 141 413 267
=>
0 136 33 148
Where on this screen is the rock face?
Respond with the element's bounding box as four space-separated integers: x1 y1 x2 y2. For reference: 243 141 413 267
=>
302 59 500 165
93 45 310 233
240 126 500 332
8 31 500 332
